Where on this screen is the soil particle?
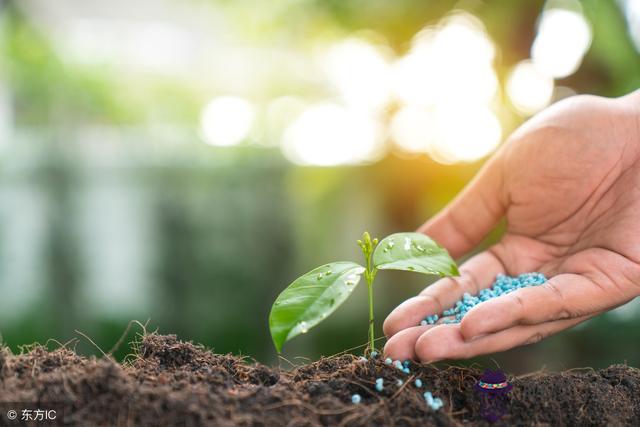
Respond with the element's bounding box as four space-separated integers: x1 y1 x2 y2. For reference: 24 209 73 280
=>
0 334 638 426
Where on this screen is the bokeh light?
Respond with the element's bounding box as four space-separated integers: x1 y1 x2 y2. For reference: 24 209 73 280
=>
282 103 383 166
387 12 501 164
428 105 502 164
390 106 437 154
391 104 501 163
622 0 640 52
323 38 392 112
531 7 592 79
200 96 255 147
392 13 498 107
507 60 555 115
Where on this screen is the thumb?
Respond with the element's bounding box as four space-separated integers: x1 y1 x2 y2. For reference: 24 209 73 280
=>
419 155 506 258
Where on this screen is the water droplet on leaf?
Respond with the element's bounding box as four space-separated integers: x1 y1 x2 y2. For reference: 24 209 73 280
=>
300 321 308 333
404 237 412 251
344 273 358 285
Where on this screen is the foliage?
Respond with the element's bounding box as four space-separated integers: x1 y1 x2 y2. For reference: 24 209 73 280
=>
269 231 458 353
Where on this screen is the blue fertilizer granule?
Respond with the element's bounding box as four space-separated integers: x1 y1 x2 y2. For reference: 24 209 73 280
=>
421 314 439 326
420 273 547 326
424 391 443 410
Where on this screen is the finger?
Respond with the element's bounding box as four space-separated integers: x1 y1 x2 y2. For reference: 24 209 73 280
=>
419 250 507 303
383 250 505 337
415 315 591 362
459 273 622 341
418 155 506 258
383 325 433 361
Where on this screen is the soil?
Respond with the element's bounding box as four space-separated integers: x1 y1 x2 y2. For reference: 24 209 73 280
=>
0 334 639 426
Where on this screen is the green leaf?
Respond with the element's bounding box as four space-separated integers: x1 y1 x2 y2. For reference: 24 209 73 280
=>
372 232 459 277
269 261 365 353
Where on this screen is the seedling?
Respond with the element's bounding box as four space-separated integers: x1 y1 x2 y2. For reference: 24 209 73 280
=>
269 231 459 353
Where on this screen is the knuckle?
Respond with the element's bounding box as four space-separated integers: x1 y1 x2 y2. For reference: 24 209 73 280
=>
459 268 481 294
623 265 640 295
510 293 527 311
543 282 575 320
419 294 444 314
544 281 564 299
446 209 477 249
459 317 480 340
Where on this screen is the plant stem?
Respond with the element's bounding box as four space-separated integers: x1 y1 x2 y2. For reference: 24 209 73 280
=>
366 274 375 353
359 232 378 354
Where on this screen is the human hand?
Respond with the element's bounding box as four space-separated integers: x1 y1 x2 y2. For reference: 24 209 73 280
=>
383 91 640 362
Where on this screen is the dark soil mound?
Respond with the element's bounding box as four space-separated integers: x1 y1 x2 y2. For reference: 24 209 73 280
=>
0 334 639 426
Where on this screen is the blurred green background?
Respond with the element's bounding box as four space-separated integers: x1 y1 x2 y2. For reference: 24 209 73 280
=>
0 0 639 374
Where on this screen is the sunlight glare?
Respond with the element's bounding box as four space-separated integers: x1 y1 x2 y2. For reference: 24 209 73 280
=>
323 38 392 112
391 105 501 163
429 105 502 164
282 103 383 166
390 106 437 154
200 96 255 147
506 60 554 115
393 13 498 107
622 0 640 52
531 8 592 78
